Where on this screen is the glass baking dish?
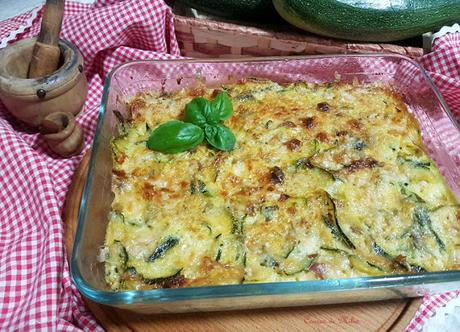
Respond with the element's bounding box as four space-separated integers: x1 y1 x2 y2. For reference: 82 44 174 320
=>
71 55 460 313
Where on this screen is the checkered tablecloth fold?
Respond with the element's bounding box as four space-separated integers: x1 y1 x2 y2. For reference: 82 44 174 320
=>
0 1 179 330
419 32 460 122
0 1 459 330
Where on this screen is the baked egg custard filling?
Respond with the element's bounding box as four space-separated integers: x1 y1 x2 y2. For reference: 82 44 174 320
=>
104 79 460 290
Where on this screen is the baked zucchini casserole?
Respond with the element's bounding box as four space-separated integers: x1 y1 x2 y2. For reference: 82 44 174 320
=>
105 79 460 290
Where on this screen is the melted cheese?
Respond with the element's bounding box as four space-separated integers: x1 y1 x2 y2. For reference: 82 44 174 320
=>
104 79 460 290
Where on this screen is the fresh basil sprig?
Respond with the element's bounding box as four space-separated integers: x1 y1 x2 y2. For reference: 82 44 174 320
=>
148 91 235 154
211 91 233 120
204 123 235 151
184 97 210 127
147 120 204 154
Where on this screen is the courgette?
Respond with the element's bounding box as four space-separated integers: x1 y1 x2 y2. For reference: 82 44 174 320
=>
273 0 460 42
412 206 445 250
104 241 128 289
142 269 184 287
214 234 246 265
321 246 383 276
148 236 179 262
398 157 431 169
229 212 245 235
399 183 425 204
323 192 355 249
372 241 426 273
348 256 383 276
280 244 316 275
261 205 279 222
261 244 316 276
260 254 280 268
190 179 211 196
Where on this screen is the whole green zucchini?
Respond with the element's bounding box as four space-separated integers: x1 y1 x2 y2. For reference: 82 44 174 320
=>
176 0 279 21
273 0 460 42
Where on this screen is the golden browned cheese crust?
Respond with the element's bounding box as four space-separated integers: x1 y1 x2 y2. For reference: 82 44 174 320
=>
104 79 460 290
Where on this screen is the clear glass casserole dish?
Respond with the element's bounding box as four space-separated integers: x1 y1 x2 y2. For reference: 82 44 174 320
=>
71 55 460 313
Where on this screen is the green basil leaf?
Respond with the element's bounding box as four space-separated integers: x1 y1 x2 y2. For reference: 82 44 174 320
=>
184 97 209 128
147 120 204 154
202 102 220 125
211 91 233 120
204 124 236 152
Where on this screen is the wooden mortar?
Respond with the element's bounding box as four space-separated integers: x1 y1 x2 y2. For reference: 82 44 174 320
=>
0 37 87 128
40 111 84 157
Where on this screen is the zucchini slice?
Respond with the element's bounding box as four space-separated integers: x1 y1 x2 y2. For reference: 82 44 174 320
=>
279 243 316 276
323 192 355 249
104 241 128 289
412 206 445 251
148 236 180 262
348 256 383 276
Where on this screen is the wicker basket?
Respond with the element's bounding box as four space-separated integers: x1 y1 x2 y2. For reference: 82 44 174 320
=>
174 14 424 59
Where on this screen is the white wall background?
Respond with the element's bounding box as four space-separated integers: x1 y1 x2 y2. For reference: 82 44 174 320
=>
0 0 95 21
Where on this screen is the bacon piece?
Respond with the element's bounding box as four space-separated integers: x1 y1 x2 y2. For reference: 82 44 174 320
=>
347 119 362 130
302 117 316 129
279 193 290 202
316 132 328 142
281 121 296 128
347 158 379 173
309 263 327 279
112 169 127 179
188 87 205 97
162 275 187 288
284 138 302 151
115 154 127 164
317 102 330 112
270 166 285 184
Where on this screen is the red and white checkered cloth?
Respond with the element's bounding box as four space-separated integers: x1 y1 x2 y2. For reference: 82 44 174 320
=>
0 1 179 330
0 1 458 330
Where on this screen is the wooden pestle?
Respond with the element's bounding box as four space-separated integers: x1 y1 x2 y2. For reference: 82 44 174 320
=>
28 0 65 78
